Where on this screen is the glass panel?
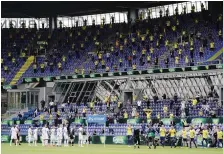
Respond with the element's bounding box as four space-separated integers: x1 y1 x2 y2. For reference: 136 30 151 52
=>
169 5 174 16
151 8 156 19
178 3 183 15
96 14 101 25
57 17 63 27
105 13 111 24
15 92 21 108
120 13 124 23
35 92 39 107
138 1 208 18
124 12 128 22
88 15 92 26
187 2 192 13
63 17 69 27
196 1 201 12
115 12 120 23
8 92 16 109
30 92 34 107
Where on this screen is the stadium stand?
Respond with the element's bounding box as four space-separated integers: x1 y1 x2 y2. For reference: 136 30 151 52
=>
1 1 223 147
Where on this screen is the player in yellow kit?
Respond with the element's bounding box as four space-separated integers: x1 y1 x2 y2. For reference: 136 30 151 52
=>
181 127 188 147
202 127 209 148
169 126 176 148
216 127 223 148
189 126 197 148
127 124 133 147
159 125 166 147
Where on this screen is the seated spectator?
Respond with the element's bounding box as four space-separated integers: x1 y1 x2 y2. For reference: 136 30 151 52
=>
40 114 44 121
49 114 53 120
135 111 139 119
90 101 94 111
170 100 174 110
192 98 198 106
156 113 160 120
118 101 122 109
82 107 86 117
57 110 61 118
163 105 168 118
169 112 174 119
199 109 203 117
124 111 128 119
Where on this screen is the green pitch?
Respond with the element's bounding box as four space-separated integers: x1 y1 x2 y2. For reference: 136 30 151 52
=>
1 144 223 154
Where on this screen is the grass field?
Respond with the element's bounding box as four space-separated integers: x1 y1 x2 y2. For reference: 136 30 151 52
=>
1 144 223 154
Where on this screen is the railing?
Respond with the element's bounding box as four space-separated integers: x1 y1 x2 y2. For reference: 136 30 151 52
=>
26 59 223 77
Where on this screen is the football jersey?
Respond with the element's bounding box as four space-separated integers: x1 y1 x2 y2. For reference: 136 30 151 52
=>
160 128 166 137
28 128 32 136
202 130 208 139
182 130 187 138
189 129 196 138
169 129 176 137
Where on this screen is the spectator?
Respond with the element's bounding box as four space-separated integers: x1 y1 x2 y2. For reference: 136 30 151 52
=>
146 99 150 108
173 93 178 103
196 93 200 103
153 95 158 103
185 104 189 117
124 111 128 120
56 110 61 118
49 100 54 111
67 98 71 107
137 100 142 110
33 108 38 118
170 100 174 110
82 107 86 117
156 113 161 120
132 107 136 118
192 97 198 107
162 94 166 100
118 101 122 109
40 114 44 121
40 99 45 110
17 112 22 120
90 101 94 111
61 103 66 112
163 105 168 118
169 112 174 119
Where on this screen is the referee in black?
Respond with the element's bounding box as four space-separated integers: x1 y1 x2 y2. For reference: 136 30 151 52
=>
134 127 140 149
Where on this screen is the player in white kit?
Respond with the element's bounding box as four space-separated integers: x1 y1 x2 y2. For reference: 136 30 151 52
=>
33 127 38 146
63 125 69 147
50 126 56 146
57 125 63 146
10 125 18 146
78 125 84 147
28 126 33 146
42 125 49 146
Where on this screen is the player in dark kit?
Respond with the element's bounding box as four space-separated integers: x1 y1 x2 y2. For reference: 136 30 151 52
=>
133 128 140 149
146 125 156 149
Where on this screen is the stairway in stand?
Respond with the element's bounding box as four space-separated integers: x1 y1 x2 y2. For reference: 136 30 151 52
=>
10 56 34 85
